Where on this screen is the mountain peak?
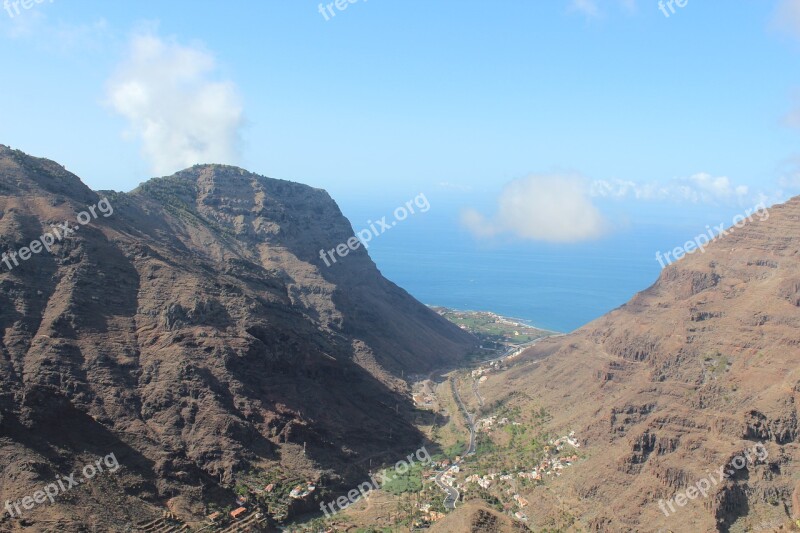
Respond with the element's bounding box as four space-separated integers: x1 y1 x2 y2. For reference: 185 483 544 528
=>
0 145 96 204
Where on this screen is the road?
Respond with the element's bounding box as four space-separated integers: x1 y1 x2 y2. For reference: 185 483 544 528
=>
434 469 460 510
433 378 477 509
431 334 566 510
451 379 477 456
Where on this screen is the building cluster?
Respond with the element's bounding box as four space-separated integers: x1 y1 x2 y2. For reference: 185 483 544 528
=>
206 508 267 530
550 431 581 450
289 482 316 500
458 430 582 525
471 360 504 379
476 415 522 433
530 453 579 479
509 494 530 522
412 392 436 407
417 503 446 522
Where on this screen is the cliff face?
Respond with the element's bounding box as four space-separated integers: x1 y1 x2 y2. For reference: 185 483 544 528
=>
473 197 800 532
0 146 474 529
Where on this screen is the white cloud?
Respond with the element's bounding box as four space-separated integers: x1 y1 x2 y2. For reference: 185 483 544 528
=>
462 172 774 242
2 8 110 52
773 0 800 39
106 32 244 176
590 173 751 204
461 174 609 242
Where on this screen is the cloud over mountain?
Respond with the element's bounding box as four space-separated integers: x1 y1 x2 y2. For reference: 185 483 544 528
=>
106 32 244 175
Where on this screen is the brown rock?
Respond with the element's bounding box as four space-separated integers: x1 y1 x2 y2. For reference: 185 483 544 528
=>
0 146 474 529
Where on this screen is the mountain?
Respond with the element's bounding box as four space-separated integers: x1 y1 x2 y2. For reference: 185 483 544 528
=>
0 146 475 530
467 197 800 531
429 502 529 533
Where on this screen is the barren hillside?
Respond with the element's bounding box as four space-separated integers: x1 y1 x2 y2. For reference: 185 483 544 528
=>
0 146 475 531
472 197 800 532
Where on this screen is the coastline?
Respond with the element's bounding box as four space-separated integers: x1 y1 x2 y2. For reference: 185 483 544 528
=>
428 305 563 335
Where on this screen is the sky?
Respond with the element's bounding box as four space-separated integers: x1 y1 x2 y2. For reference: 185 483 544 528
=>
1 1 800 323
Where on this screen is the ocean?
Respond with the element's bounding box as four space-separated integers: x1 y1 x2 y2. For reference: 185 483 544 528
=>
367 230 664 333
339 195 741 333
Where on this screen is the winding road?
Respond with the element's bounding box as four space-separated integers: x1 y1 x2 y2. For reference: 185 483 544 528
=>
431 334 566 510
433 378 477 509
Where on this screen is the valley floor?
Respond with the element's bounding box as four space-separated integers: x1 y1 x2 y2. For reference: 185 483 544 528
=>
278 322 566 533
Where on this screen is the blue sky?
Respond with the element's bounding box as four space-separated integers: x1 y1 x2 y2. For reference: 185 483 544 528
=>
1 0 799 248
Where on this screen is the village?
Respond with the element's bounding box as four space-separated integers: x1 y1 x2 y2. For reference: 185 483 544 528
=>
380 368 585 530
439 428 582 525
274 311 572 531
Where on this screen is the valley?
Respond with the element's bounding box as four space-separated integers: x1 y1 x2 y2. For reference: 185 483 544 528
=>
279 197 800 532
280 331 566 532
1 146 799 533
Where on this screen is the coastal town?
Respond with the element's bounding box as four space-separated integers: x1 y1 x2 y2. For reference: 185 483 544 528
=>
430 307 555 349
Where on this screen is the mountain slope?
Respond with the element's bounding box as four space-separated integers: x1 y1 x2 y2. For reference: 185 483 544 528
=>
472 198 800 532
429 502 529 533
0 146 475 530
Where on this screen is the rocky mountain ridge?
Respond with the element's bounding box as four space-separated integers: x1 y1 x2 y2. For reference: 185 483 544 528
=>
470 196 800 532
0 145 475 530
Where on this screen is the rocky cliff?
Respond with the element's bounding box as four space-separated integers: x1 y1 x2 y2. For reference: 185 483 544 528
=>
472 196 800 532
0 146 475 530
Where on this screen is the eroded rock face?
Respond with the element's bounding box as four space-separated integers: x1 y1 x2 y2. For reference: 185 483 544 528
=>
0 146 475 529
471 196 800 532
